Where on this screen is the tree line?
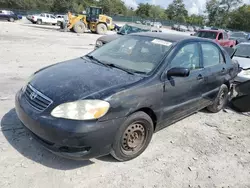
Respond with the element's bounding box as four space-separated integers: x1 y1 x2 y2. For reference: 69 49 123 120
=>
0 0 250 31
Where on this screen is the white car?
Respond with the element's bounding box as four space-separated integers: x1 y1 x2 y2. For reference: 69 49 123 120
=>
178 25 188 32
151 22 162 28
27 13 59 25
233 43 250 83
55 14 65 22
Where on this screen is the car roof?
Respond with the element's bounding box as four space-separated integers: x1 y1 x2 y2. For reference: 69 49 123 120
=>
130 32 210 43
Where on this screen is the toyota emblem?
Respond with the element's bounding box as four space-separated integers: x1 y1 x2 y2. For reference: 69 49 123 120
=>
29 92 37 100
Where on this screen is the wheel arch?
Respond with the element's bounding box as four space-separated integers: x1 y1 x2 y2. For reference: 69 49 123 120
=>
131 107 158 131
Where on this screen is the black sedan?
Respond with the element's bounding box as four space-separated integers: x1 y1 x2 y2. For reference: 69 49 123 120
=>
15 33 239 161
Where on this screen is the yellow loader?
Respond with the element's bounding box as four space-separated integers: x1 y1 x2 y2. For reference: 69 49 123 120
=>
63 6 114 34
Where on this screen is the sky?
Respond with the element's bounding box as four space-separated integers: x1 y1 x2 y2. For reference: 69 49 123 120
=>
123 0 250 15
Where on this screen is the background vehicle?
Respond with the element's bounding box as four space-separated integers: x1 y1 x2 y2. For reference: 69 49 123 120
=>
232 43 250 83
195 30 236 47
193 26 200 32
178 25 188 32
27 13 59 25
95 23 161 48
16 33 239 162
151 22 162 28
62 6 114 34
187 26 194 32
231 80 250 112
229 32 250 44
55 14 65 25
0 10 18 22
172 24 179 30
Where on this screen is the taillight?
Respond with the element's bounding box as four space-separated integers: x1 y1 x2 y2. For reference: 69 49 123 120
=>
32 16 34 19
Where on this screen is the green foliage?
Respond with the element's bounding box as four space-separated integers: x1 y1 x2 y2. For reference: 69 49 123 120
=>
135 3 151 19
206 0 243 27
227 4 250 31
0 0 249 30
165 0 188 23
186 14 205 26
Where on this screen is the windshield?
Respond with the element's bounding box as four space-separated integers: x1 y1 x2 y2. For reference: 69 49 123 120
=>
118 24 149 35
88 35 173 74
230 32 247 38
235 44 250 58
197 31 217 39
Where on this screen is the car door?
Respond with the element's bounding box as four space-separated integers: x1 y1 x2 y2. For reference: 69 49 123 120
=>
223 32 230 47
45 14 50 23
217 32 224 46
200 42 228 104
50 15 56 24
159 42 206 125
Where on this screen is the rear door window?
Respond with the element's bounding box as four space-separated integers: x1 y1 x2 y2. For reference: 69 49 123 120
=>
171 43 201 70
201 43 224 67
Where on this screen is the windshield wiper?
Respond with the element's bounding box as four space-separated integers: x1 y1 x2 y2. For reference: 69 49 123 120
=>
105 63 147 75
84 55 108 67
105 63 134 74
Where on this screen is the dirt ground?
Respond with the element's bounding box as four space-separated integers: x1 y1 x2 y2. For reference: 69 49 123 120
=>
0 21 250 188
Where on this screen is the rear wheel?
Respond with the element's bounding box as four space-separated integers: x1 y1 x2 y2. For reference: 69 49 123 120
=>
37 19 42 25
207 84 229 113
96 23 107 35
73 21 86 33
9 18 15 22
111 111 154 161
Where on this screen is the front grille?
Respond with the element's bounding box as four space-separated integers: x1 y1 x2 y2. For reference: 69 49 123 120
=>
24 84 53 111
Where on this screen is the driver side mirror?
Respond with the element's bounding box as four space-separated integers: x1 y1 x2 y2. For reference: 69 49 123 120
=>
166 67 190 78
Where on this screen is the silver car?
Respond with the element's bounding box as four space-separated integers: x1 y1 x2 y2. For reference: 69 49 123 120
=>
233 43 250 83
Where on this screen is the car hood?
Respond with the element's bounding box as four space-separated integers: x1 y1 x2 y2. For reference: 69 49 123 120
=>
98 34 121 43
30 57 142 103
233 56 250 69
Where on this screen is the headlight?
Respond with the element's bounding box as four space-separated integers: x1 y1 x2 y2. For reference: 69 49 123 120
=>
51 100 110 120
22 74 34 92
96 40 103 48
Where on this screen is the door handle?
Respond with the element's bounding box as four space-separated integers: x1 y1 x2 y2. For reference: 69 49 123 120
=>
197 74 203 80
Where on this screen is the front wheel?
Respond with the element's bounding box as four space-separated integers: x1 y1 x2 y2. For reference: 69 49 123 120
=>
96 23 107 35
73 21 86 33
207 84 229 113
111 111 154 161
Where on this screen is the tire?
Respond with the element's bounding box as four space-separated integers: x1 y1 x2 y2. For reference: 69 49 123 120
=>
9 18 15 22
96 23 107 35
207 84 229 113
73 21 86 33
111 111 154 162
37 19 42 25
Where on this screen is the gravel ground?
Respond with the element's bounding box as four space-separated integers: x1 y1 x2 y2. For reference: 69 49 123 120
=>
0 21 250 188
